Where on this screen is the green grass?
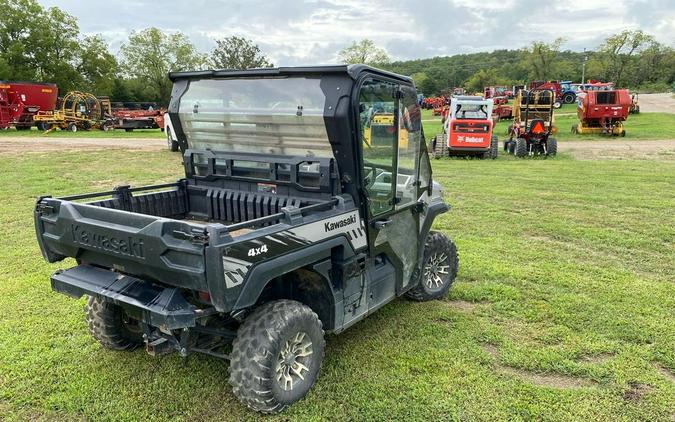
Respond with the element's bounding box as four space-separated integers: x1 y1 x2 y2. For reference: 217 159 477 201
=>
422 109 675 141
0 127 164 138
0 148 673 421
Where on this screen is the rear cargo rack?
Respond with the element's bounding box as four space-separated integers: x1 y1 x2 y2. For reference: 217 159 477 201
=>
57 182 182 201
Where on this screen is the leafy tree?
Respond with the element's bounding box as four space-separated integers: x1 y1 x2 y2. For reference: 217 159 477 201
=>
590 30 655 86
76 35 118 95
209 36 272 69
120 27 205 104
521 38 565 81
338 39 390 66
0 0 43 80
463 69 508 93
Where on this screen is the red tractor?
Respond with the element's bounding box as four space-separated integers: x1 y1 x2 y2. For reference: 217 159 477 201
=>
0 81 58 130
572 89 631 136
430 96 498 159
504 89 557 157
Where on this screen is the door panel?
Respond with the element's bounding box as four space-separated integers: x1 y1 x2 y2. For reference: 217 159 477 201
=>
358 77 422 301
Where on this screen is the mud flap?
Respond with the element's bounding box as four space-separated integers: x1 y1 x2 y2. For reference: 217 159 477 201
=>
51 265 198 330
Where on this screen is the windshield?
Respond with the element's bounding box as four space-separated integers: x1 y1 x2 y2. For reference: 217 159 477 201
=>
178 77 333 158
454 104 488 119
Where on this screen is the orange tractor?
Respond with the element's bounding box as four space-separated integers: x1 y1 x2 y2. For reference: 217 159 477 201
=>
430 96 498 159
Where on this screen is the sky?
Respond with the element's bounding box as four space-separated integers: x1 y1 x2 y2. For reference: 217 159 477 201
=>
40 0 675 65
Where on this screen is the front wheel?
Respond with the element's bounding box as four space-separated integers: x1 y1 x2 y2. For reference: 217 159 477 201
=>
514 137 528 157
406 231 458 301
229 300 325 414
68 122 78 132
546 137 557 156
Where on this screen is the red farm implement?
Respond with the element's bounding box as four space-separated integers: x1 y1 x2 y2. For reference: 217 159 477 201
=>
491 96 512 122
110 102 165 132
0 81 58 130
572 89 631 136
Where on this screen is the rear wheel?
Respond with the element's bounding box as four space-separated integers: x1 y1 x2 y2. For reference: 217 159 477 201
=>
546 137 557 156
229 300 325 414
84 296 143 351
124 128 134 132
563 93 575 104
515 137 528 157
406 231 458 301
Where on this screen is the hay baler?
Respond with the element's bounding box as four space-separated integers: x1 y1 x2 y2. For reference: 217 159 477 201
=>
571 89 631 136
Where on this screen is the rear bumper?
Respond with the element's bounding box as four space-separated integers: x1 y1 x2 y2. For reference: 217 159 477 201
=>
51 265 200 330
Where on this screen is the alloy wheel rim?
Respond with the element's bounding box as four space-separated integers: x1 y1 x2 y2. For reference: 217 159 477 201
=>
424 252 449 290
275 331 313 391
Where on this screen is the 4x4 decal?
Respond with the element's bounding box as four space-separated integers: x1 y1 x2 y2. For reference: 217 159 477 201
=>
247 244 268 257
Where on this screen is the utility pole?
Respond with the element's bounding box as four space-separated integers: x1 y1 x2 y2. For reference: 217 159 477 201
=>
581 48 588 84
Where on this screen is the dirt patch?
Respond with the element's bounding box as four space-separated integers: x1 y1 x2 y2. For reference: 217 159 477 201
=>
480 344 595 389
482 343 499 358
0 136 165 154
443 300 483 312
497 365 596 389
559 140 675 160
634 93 675 114
623 382 652 401
655 363 675 383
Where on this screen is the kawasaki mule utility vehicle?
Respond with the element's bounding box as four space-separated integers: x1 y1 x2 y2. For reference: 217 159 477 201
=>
34 65 458 413
430 95 498 159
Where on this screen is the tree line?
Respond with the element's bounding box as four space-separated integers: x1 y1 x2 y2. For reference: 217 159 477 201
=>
1 0 673 106
381 32 674 95
0 0 274 105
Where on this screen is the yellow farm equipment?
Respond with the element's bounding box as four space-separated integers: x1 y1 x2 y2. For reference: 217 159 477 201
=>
363 113 409 149
33 91 114 132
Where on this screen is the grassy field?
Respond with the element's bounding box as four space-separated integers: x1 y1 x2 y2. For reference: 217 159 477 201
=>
421 109 675 142
0 127 165 138
2 107 674 143
0 146 673 421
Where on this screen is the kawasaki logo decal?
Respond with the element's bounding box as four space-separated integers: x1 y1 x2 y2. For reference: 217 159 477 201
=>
71 224 145 259
324 215 357 232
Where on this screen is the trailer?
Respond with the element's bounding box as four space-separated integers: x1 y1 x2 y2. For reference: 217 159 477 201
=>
0 81 58 130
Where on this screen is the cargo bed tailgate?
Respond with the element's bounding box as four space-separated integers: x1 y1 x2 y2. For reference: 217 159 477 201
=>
35 197 209 290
